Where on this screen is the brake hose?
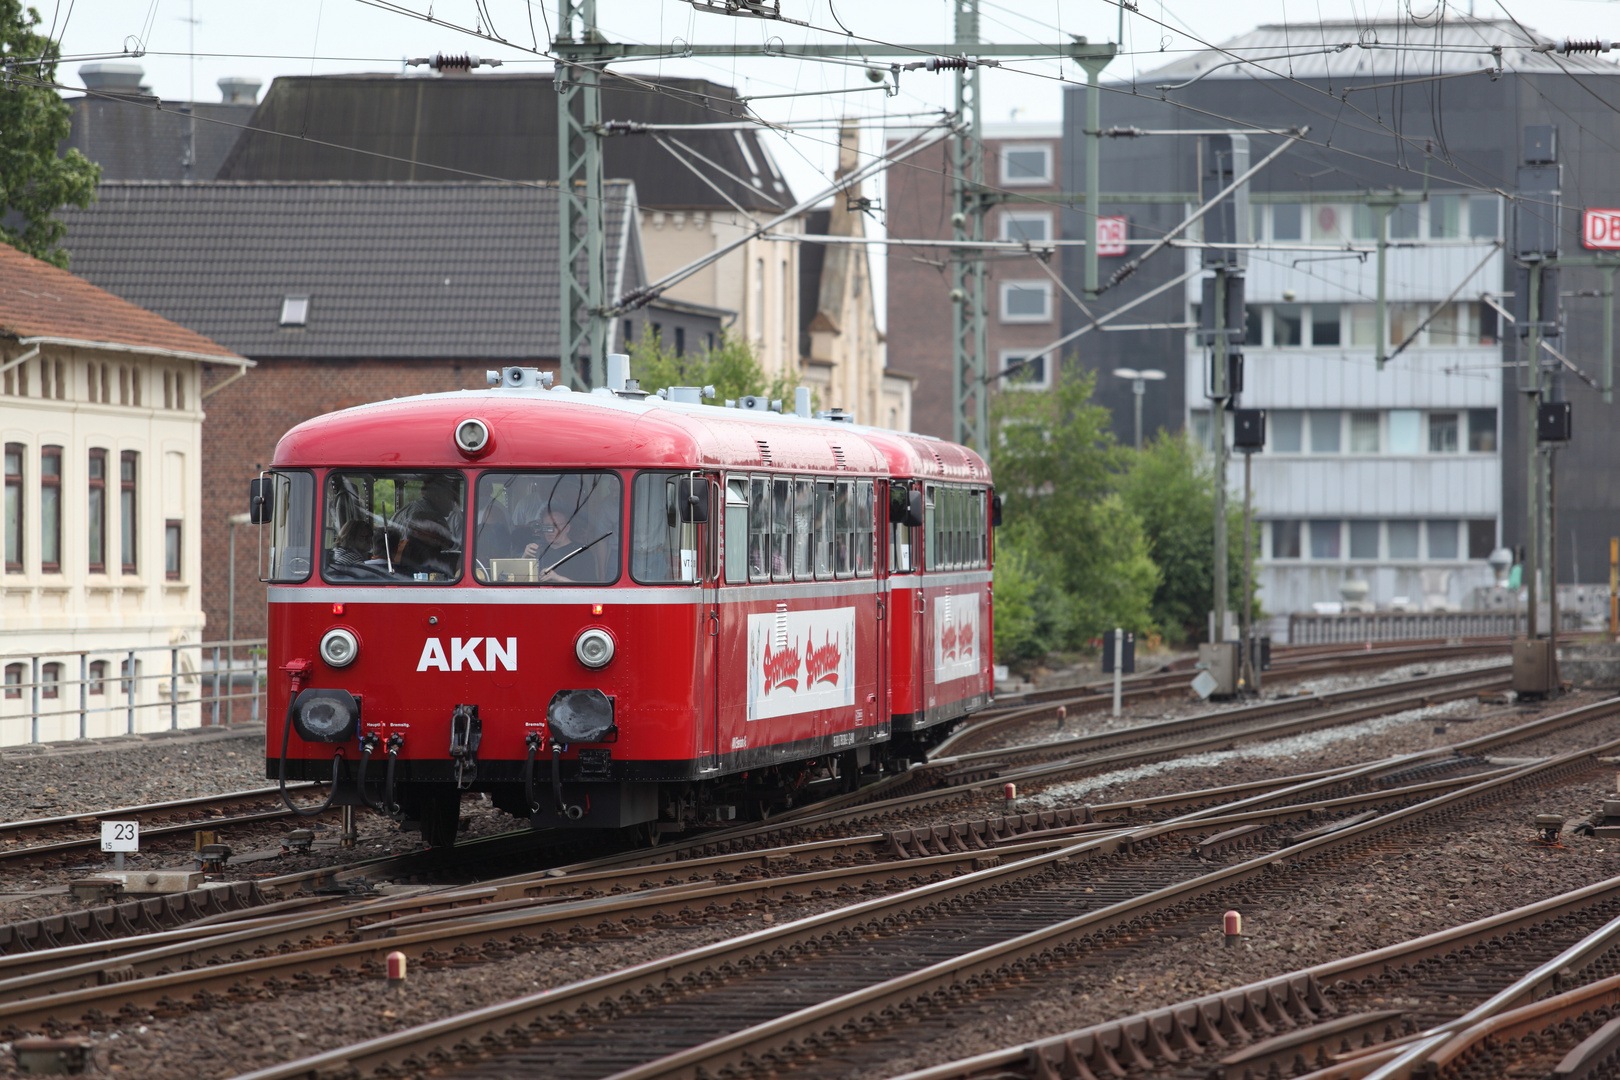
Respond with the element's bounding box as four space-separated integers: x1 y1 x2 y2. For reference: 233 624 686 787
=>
355 735 386 812
277 694 341 818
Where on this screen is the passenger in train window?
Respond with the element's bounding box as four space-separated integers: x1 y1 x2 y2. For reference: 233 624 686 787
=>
474 472 620 584
330 519 373 566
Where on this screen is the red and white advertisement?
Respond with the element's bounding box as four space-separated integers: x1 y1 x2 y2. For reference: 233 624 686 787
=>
1583 208 1620 250
747 607 856 721
933 594 981 684
1097 215 1129 257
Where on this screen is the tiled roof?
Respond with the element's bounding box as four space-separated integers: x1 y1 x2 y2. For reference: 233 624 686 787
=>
0 242 242 360
63 96 257 182
57 180 639 360
214 73 795 213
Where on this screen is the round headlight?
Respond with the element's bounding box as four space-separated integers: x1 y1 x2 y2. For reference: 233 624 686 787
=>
320 627 359 668
455 418 490 454
575 627 615 669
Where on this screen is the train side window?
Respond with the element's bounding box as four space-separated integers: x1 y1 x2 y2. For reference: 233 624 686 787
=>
924 485 937 571
855 481 874 576
748 475 770 582
814 481 834 579
771 477 792 582
630 472 703 584
792 478 813 579
724 478 749 583
954 488 967 568
469 472 619 585
834 480 853 577
972 489 985 567
890 484 916 574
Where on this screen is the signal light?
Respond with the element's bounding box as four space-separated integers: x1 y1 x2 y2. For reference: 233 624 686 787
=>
332 603 344 615
592 603 603 615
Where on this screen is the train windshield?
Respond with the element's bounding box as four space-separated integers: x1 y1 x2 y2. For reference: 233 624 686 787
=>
472 472 621 585
322 471 466 583
265 471 315 582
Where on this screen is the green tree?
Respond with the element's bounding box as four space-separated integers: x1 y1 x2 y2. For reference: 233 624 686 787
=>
1117 429 1258 645
626 329 809 407
0 2 100 268
991 370 1159 651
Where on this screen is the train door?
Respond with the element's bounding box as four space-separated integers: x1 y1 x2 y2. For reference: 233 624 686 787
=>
919 482 937 723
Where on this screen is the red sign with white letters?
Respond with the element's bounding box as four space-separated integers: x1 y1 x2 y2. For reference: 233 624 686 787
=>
1097 215 1128 257
1583 208 1620 249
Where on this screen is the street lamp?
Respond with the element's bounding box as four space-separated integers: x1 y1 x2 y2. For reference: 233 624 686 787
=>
1112 367 1167 450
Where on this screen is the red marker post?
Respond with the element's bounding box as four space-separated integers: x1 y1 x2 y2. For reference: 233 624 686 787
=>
1223 910 1243 947
1055 705 1067 730
386 951 408 989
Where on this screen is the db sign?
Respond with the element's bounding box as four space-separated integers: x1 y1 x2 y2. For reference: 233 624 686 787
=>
1583 208 1620 249
1097 215 1128 257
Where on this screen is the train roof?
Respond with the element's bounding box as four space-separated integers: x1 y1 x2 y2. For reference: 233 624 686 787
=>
272 385 991 482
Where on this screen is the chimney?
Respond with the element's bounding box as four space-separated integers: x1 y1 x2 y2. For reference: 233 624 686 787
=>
218 77 263 105
78 63 149 96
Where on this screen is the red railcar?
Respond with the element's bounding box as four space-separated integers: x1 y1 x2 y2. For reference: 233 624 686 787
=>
254 369 994 844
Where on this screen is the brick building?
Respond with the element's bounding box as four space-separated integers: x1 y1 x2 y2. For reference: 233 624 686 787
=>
58 179 715 641
884 122 1064 440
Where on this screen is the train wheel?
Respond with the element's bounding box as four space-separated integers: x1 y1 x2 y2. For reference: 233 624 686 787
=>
415 789 463 848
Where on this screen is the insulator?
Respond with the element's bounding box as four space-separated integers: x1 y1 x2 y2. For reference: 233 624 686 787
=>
1559 38 1612 54
925 56 971 72
431 51 478 72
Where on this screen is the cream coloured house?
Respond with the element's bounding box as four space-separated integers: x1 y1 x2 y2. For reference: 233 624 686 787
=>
0 244 250 744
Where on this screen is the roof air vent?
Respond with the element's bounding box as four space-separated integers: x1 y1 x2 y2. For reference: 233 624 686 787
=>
831 445 847 469
755 439 772 464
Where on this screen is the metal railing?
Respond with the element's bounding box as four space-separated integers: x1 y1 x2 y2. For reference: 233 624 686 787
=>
1287 611 1580 645
0 637 267 744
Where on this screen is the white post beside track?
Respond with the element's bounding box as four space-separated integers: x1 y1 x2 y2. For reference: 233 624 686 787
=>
1112 627 1123 718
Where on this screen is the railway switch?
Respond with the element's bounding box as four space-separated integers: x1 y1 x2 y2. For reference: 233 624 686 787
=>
196 843 232 873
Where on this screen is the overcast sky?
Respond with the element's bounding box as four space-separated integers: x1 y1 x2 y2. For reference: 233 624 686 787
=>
50 0 1616 325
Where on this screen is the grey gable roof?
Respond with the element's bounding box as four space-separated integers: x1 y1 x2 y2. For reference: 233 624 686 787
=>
63 96 257 182
214 73 794 213
57 180 639 361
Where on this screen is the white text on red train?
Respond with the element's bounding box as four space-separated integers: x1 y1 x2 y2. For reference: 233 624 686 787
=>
416 637 518 672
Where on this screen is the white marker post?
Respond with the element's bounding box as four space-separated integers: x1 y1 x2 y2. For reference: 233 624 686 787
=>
1112 627 1123 718
101 820 138 871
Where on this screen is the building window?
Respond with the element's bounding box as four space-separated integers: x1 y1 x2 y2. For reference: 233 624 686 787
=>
1273 304 1303 346
1000 144 1051 186
1390 203 1421 239
1388 411 1422 454
4 443 20 572
1271 520 1301 559
1269 410 1302 452
280 295 310 327
1428 412 1460 453
1348 411 1380 453
1309 411 1341 453
1000 281 1051 323
1427 520 1459 559
1000 211 1051 243
88 449 106 573
1468 519 1496 560
1000 350 1049 390
120 451 138 574
1308 520 1341 559
1388 520 1421 559
40 446 60 573
88 660 106 695
175 371 185 410
1349 520 1380 560
1468 408 1497 452
1271 203 1303 242
3 663 20 699
165 520 182 580
674 326 686 356
40 662 60 699
1311 305 1341 346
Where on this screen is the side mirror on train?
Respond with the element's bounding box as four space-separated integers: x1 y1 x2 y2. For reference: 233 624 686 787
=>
991 494 1003 528
677 476 710 523
248 477 270 525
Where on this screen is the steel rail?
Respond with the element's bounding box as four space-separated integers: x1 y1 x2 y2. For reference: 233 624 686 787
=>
0 784 315 851
593 738 1614 1080
883 877 1620 1080
219 699 1620 1080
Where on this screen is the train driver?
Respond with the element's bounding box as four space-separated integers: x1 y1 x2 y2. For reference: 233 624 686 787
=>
389 474 464 579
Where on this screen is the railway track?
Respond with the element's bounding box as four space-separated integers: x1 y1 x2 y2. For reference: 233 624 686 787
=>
148 696 1616 1080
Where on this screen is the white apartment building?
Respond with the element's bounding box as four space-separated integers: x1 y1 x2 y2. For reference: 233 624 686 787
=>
1189 194 1504 614
0 244 250 744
